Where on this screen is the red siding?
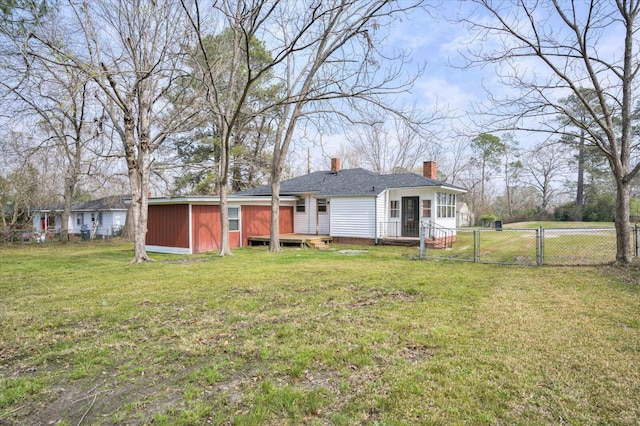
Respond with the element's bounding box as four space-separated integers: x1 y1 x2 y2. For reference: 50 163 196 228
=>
241 205 294 246
146 204 189 248
192 205 240 253
280 206 294 234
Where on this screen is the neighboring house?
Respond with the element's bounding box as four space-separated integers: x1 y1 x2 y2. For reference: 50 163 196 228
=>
456 202 474 227
238 159 466 245
32 195 128 237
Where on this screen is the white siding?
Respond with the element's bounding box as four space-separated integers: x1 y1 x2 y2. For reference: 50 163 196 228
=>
317 198 330 234
435 216 457 230
97 211 126 236
330 196 377 238
293 195 329 235
294 195 314 234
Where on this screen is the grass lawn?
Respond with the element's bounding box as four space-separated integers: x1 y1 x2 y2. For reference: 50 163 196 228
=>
1 241 639 425
442 222 631 265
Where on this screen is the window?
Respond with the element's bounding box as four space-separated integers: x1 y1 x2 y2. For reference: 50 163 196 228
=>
97 212 104 226
228 207 239 231
296 198 306 213
390 200 399 218
422 200 432 218
317 199 327 213
77 213 84 226
437 192 456 218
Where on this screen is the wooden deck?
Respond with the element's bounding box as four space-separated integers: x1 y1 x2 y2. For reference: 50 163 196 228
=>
248 233 333 249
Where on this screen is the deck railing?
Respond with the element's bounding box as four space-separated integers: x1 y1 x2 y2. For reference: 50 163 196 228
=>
377 221 420 239
420 220 456 249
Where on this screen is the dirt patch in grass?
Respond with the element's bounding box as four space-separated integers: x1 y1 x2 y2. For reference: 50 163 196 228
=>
19 373 184 425
337 249 368 256
162 257 208 264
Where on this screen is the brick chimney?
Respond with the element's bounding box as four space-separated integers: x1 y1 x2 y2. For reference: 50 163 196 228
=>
331 157 341 173
423 161 437 180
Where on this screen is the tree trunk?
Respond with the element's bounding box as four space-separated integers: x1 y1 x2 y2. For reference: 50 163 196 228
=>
122 203 135 240
269 179 281 252
576 132 585 220
614 179 632 264
61 183 72 242
218 183 233 256
128 164 153 263
124 111 152 263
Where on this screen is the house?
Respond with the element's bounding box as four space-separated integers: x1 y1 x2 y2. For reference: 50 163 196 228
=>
456 202 474 227
145 159 466 254
32 195 128 237
237 159 467 245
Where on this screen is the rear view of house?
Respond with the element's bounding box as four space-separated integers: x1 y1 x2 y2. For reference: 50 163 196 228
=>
145 159 466 254
237 159 467 245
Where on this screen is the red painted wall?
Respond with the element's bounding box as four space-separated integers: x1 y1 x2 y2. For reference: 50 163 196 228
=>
146 204 189 248
241 205 294 246
192 205 240 253
147 203 293 253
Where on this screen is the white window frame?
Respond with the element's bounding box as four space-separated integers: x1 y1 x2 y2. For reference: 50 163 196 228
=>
437 192 456 218
390 200 399 218
229 207 239 231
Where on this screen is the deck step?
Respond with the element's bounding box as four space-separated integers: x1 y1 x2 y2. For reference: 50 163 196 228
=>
306 239 329 249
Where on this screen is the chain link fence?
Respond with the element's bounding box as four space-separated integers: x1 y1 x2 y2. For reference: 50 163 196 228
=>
1 225 123 245
420 225 640 266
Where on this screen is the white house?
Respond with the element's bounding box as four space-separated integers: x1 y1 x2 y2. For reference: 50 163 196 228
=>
456 202 474 227
236 159 467 245
33 195 128 237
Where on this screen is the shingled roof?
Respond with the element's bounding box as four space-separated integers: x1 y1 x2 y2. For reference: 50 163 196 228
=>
38 195 129 212
235 168 465 197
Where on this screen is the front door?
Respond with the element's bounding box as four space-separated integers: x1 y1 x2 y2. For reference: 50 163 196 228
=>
401 196 419 237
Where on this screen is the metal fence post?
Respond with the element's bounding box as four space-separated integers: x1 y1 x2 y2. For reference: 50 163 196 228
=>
419 224 425 259
474 229 479 263
635 224 639 258
535 227 540 265
538 226 545 265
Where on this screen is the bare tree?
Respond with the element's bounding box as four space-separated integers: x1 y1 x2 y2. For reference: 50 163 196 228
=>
2 57 101 241
437 136 473 185
345 108 440 174
181 1 425 254
521 141 569 213
461 0 640 263
180 0 280 256
266 0 425 251
29 0 198 262
0 132 53 228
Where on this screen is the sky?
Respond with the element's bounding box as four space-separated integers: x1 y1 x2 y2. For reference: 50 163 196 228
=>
297 0 630 175
299 1 503 173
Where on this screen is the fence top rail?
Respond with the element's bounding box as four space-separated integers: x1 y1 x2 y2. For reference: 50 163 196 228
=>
475 227 619 231
476 228 539 232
